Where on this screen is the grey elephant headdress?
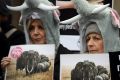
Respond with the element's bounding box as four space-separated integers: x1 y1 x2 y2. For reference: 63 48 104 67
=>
61 0 120 53
6 0 60 49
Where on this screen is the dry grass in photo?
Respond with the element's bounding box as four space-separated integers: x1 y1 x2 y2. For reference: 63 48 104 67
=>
61 66 72 80
6 60 54 80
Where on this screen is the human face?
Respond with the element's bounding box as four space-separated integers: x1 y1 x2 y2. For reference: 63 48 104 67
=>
28 19 46 44
86 33 104 53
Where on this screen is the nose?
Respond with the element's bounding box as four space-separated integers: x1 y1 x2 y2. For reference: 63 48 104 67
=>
34 27 39 34
87 38 94 47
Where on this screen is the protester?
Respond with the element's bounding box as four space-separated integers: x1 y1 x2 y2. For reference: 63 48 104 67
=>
0 0 25 79
1 3 72 80
0 0 25 45
61 0 120 53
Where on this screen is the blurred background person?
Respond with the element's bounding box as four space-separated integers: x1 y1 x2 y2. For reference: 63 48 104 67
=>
0 0 25 79
0 0 25 46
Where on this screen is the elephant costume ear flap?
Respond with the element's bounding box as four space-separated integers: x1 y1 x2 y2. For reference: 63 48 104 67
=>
53 9 60 24
23 17 31 44
110 9 120 28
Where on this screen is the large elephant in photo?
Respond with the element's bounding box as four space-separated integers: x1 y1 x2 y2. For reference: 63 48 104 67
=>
16 50 51 75
71 60 110 80
71 60 98 80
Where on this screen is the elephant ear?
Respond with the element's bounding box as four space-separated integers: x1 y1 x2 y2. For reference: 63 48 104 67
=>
110 9 120 28
53 9 60 23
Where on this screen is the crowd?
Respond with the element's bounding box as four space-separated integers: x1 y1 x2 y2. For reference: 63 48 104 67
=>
0 0 120 80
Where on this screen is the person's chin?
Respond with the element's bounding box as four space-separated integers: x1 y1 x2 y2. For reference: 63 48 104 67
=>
89 50 98 53
32 40 44 44
35 42 45 44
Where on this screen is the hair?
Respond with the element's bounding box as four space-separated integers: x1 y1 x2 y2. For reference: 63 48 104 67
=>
85 22 102 37
26 18 44 31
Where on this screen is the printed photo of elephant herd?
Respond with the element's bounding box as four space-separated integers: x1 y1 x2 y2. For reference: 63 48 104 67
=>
60 54 111 80
5 44 55 80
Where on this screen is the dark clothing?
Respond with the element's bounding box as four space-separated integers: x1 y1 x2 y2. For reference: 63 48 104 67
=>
6 26 26 45
0 24 26 45
0 32 9 60
0 0 25 79
0 0 11 16
0 32 10 80
0 25 25 80
54 44 73 80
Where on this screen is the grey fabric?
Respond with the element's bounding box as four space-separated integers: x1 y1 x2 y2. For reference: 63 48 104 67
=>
85 22 101 37
72 0 120 53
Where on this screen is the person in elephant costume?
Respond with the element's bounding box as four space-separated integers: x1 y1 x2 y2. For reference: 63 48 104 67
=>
60 0 120 53
16 50 50 75
71 60 110 80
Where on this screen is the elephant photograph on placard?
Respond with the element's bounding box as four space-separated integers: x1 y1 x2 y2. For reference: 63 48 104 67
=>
60 54 111 80
5 44 55 80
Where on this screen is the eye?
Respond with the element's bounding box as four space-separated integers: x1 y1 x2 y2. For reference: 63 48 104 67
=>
94 38 100 41
38 25 44 30
93 36 102 41
86 37 90 43
29 25 34 31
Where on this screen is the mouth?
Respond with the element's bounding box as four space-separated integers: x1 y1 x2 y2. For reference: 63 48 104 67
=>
89 50 98 53
34 37 42 40
35 38 41 40
33 38 42 42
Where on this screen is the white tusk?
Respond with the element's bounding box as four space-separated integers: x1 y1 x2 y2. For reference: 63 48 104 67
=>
6 2 28 11
60 15 81 24
38 3 60 11
92 4 110 14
